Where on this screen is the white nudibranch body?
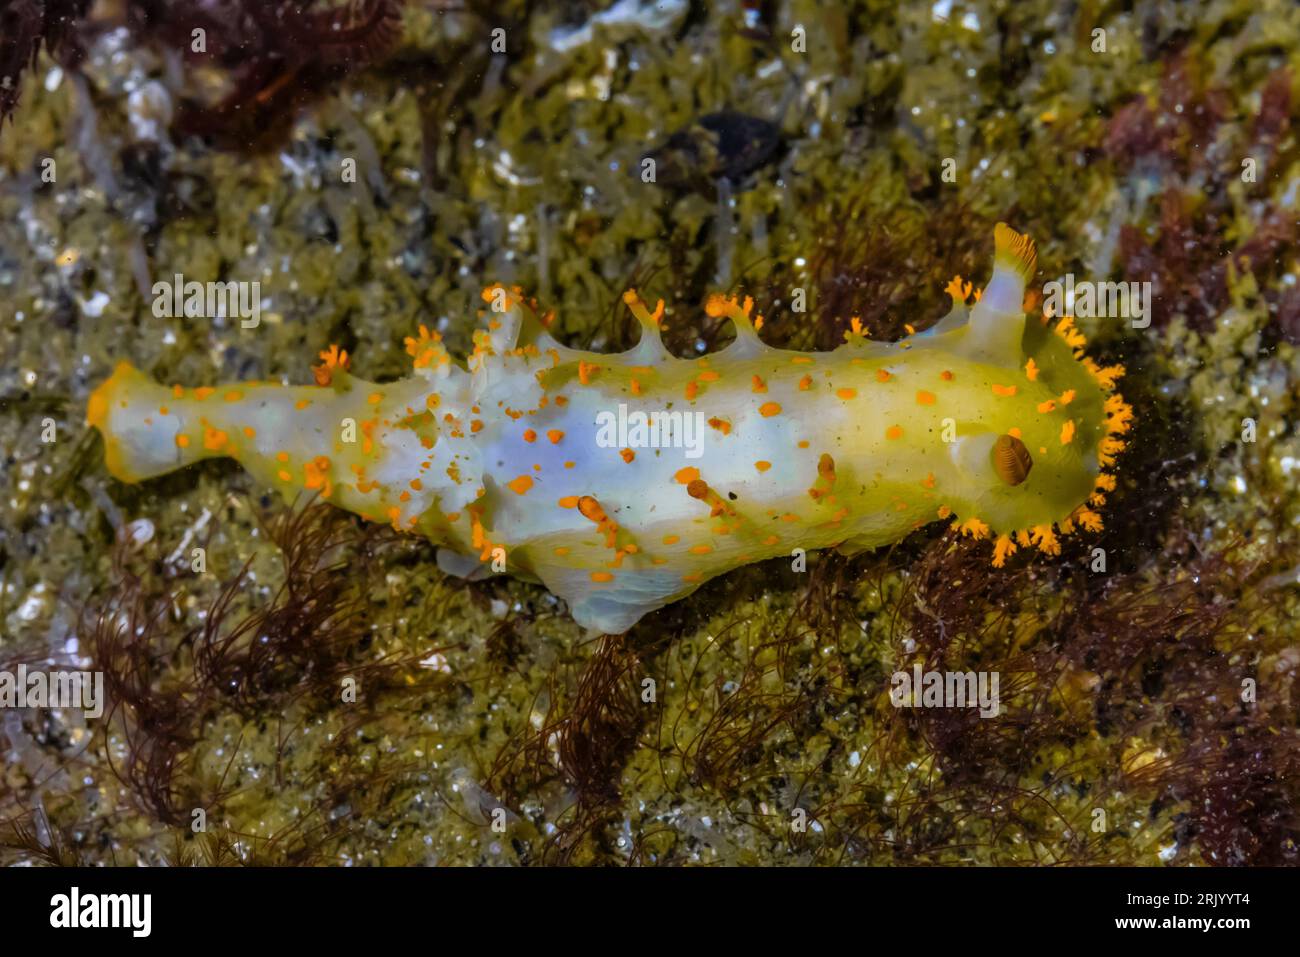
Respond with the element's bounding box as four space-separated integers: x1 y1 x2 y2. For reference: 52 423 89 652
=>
88 225 1131 633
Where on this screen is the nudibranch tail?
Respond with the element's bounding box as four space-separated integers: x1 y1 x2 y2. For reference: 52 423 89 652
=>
88 227 1130 633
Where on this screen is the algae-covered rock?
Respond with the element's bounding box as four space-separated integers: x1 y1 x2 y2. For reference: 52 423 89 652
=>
1 0 1298 867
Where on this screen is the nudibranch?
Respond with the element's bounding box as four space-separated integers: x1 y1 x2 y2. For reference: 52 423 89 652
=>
88 225 1130 634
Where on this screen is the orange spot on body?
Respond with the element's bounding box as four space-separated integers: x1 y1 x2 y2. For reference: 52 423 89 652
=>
507 475 534 495
886 425 903 440
916 390 936 405
759 402 781 417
